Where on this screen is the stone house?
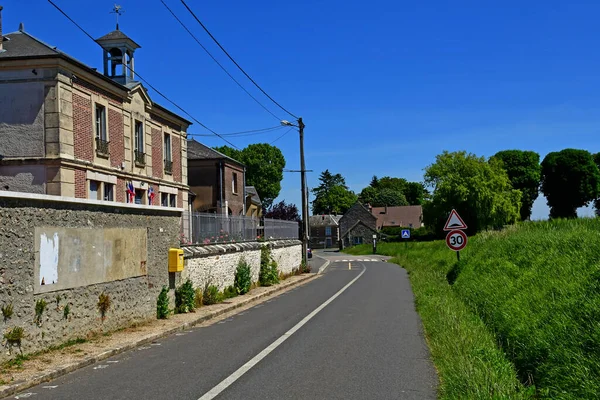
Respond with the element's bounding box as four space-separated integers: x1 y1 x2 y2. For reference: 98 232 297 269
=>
309 214 341 249
339 202 378 248
187 139 245 215
372 205 424 229
0 18 190 208
245 186 262 218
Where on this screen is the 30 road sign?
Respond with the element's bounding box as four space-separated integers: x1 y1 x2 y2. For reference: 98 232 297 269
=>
444 209 467 231
446 230 467 251
401 229 411 239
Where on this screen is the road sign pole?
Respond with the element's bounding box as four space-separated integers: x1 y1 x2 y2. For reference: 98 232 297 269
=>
457 251 460 262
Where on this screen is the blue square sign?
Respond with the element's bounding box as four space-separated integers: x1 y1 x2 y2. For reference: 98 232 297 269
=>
401 229 411 239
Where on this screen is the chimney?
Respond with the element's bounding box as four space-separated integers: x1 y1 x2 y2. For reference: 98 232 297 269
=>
0 6 3 52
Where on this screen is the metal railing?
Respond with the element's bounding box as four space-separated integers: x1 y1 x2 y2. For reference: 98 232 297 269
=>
95 137 109 156
134 150 146 165
185 212 300 245
164 159 173 174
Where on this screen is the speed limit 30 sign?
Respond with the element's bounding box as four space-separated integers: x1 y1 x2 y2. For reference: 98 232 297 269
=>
446 230 467 251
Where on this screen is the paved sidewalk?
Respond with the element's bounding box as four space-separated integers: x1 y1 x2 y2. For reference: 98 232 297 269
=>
0 274 318 399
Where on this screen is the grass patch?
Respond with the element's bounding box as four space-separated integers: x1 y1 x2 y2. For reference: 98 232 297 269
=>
345 218 600 399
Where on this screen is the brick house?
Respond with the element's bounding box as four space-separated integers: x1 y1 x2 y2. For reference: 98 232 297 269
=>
372 205 424 229
309 214 341 249
0 19 189 208
187 139 245 215
245 186 262 218
339 202 378 248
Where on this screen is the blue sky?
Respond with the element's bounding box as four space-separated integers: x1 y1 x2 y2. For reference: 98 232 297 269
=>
4 0 599 218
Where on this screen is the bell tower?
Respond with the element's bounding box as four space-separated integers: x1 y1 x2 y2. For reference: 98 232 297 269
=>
95 5 140 85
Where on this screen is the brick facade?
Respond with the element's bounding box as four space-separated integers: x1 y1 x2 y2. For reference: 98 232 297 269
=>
73 92 93 162
74 169 86 199
108 108 125 168
116 177 126 203
178 189 183 208
151 128 163 179
172 135 181 183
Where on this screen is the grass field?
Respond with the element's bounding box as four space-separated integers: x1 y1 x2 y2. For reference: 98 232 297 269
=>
345 219 600 399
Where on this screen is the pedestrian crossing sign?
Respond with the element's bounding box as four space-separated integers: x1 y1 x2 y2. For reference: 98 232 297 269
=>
401 229 410 239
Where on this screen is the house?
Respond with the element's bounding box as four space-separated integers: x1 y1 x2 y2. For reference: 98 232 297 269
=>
371 205 424 230
309 214 341 249
0 16 189 208
245 186 262 218
339 202 378 248
187 139 245 215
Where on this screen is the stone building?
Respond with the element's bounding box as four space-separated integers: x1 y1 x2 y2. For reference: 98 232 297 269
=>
187 139 245 215
309 214 341 249
339 202 378 248
0 17 189 208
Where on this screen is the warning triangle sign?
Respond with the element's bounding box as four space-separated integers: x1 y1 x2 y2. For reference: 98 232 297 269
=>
444 209 467 231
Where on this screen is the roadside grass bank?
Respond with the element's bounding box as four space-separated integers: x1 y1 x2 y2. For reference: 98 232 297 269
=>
345 218 600 399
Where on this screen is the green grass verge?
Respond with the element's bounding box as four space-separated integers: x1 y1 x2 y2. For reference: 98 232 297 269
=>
344 218 600 399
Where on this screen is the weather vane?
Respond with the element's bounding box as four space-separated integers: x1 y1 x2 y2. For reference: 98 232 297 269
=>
110 4 125 30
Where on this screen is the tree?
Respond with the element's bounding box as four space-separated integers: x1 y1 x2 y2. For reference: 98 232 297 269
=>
359 177 425 206
264 200 300 222
540 149 600 218
492 150 541 221
404 182 427 205
424 151 521 235
312 170 357 214
213 143 286 209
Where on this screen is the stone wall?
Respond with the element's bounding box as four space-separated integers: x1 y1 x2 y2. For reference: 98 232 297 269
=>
182 240 301 291
0 191 181 361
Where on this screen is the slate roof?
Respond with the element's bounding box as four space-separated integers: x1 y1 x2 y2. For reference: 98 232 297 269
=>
0 30 62 58
309 214 342 227
371 205 423 228
96 29 141 49
245 186 261 206
187 139 243 165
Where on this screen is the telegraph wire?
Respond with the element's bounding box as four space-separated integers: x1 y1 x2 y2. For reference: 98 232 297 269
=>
190 125 286 137
180 0 299 120
47 0 241 149
160 0 281 122
270 127 295 145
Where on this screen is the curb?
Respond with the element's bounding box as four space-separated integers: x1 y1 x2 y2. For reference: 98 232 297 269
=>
0 274 318 399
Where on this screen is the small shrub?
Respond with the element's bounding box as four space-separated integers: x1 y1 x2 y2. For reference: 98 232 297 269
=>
234 257 252 295
34 299 47 326
259 246 280 286
2 303 13 322
194 288 203 308
3 327 24 355
175 279 195 313
63 304 70 320
202 284 223 305
97 292 111 321
223 285 238 299
156 286 170 319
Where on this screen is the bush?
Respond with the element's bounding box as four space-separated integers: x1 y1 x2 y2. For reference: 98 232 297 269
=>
202 284 223 305
175 279 195 313
259 245 280 286
194 288 203 308
234 257 252 295
96 293 110 322
223 285 238 299
156 286 170 319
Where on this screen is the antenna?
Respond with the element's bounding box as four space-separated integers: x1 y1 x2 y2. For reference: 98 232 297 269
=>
110 4 125 30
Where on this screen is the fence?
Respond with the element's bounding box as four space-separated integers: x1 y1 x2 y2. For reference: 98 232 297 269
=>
183 211 299 245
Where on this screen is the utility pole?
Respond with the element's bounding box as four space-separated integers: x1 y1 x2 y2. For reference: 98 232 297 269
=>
299 117 309 265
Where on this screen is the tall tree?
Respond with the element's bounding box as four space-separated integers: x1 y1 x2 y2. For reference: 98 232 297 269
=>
540 149 600 218
493 150 541 221
424 151 521 235
264 200 300 222
404 182 427 205
312 170 357 214
359 177 425 206
213 143 285 209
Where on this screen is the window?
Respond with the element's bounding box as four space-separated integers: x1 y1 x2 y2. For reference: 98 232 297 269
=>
170 194 176 207
95 105 107 140
164 133 172 174
103 183 114 201
161 193 169 207
325 226 332 236
135 189 145 205
134 121 145 165
89 180 100 200
232 172 238 194
353 236 363 245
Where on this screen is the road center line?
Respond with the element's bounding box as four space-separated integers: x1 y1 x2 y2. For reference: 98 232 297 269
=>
198 264 367 400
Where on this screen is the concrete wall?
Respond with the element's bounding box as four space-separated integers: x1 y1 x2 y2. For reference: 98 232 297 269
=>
182 240 301 291
0 191 181 361
0 165 46 193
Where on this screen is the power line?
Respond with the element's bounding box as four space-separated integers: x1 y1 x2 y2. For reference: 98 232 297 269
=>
271 127 295 145
160 0 282 121
47 0 240 149
189 125 285 137
180 0 299 120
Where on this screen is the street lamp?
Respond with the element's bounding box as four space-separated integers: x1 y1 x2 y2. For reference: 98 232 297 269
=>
281 118 309 265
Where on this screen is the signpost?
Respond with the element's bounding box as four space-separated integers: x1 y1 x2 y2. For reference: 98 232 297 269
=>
372 234 377 254
444 209 468 260
401 229 411 239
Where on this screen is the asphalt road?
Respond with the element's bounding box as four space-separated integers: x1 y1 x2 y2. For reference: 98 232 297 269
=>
5 257 437 400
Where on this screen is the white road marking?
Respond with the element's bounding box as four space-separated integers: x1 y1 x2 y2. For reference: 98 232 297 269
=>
107 360 120 363
42 386 58 389
138 346 151 350
198 264 367 400
175 333 186 336
15 393 36 399
93 365 108 370
150 343 162 347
